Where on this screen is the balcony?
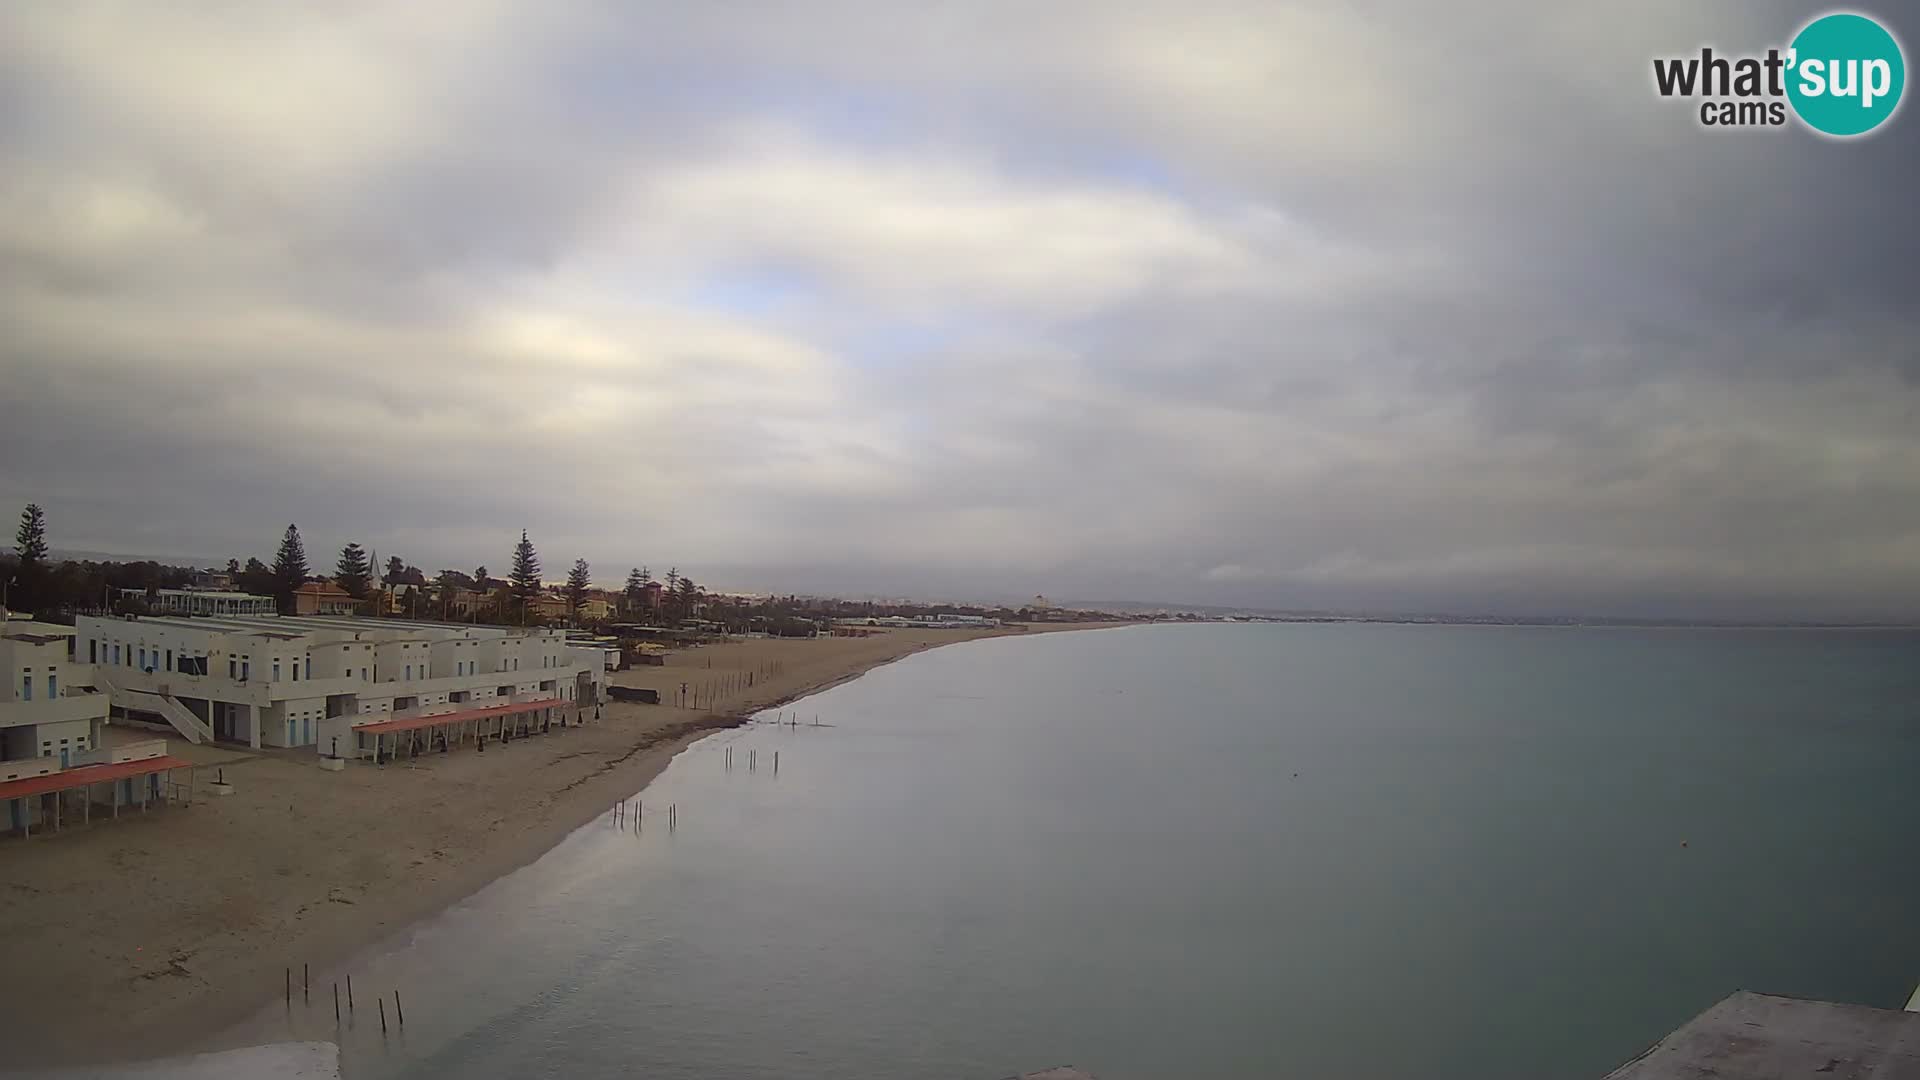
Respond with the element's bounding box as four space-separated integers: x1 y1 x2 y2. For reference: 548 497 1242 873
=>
0 689 110 729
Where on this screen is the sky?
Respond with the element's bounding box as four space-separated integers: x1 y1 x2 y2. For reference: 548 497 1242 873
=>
1 2 1916 618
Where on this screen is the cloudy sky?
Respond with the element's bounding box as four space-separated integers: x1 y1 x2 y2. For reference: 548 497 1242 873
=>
2 2 1916 618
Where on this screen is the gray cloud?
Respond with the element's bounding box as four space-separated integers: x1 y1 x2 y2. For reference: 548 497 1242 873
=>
1 1 1916 618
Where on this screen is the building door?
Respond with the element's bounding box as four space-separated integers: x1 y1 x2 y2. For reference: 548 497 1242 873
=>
303 717 312 745
59 747 69 769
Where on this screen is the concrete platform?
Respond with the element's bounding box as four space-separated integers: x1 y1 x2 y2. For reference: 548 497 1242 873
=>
1605 991 1920 1079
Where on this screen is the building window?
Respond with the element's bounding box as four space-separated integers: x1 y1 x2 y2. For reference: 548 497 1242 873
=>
89 640 98 663
48 674 57 698
20 675 31 701
139 647 147 669
113 644 122 665
274 660 282 681
241 661 250 681
305 657 312 679
229 658 238 679
166 649 173 670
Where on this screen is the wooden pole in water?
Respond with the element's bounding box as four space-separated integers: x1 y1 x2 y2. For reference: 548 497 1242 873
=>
774 750 779 774
378 997 387 1034
348 973 354 1009
395 990 405 1026
334 983 340 1022
304 962 309 1000
285 967 290 1005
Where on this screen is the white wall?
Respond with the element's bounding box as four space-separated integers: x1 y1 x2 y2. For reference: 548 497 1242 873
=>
76 615 595 754
3 633 75 704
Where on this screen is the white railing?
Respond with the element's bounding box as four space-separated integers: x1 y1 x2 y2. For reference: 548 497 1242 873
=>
97 672 212 744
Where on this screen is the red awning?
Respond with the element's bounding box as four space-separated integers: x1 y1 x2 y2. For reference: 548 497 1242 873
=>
0 755 193 802
354 698 565 736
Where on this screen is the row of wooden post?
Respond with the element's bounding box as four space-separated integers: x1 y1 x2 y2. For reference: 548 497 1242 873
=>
288 964 403 1034
682 660 787 711
611 799 674 832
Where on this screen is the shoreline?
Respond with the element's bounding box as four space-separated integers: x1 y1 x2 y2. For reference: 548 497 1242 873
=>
2 621 1126 1068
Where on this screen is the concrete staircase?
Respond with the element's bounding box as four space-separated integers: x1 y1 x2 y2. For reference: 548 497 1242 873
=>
97 674 213 744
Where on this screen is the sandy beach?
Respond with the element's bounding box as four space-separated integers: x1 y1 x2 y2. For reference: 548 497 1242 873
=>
0 623 1115 1068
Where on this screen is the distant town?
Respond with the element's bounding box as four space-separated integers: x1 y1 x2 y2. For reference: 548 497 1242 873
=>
3 503 1910 639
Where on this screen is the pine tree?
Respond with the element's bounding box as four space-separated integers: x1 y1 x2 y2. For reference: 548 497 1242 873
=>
473 565 488 588
624 567 645 614
225 558 241 576
509 531 541 599
11 503 49 612
675 576 697 622
384 555 405 586
272 524 310 612
15 504 48 565
567 559 592 615
336 542 372 598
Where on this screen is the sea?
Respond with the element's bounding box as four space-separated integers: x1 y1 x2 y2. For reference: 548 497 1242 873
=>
220 622 1920 1079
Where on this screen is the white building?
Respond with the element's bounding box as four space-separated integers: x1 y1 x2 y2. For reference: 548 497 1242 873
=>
117 589 279 618
75 613 607 757
2 620 111 781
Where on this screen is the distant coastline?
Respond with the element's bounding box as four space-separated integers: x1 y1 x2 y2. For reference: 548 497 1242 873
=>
1064 603 1920 631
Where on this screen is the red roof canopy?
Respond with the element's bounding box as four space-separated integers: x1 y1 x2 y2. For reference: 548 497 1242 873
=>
0 755 193 802
354 697 566 736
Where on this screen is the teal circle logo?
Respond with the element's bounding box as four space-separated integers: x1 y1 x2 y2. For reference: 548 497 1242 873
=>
1787 12 1906 136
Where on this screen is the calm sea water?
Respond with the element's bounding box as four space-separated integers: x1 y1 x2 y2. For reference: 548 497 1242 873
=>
225 623 1920 1079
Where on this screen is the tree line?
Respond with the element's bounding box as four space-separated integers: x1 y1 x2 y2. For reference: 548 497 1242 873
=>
4 505 708 629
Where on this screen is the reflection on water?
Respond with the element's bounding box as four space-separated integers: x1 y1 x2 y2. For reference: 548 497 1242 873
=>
219 624 1920 1080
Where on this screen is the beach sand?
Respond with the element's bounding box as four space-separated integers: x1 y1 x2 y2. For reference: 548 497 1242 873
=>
0 623 1113 1068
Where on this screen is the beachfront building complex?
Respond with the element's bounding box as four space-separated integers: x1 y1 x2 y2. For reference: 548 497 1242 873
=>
75 613 607 757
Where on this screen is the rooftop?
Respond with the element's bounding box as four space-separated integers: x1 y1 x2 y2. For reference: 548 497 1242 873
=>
1 620 79 643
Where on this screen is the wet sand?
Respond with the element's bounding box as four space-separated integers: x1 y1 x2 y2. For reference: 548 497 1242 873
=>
0 623 1117 1068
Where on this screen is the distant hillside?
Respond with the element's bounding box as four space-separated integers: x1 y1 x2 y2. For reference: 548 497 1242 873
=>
1 545 218 568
